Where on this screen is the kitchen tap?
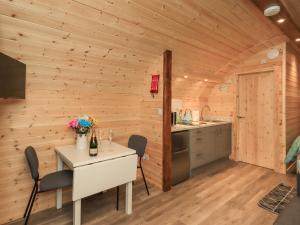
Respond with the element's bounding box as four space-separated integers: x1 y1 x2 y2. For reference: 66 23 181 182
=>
200 105 211 121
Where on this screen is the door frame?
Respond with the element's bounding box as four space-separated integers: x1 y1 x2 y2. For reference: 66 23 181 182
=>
233 67 285 173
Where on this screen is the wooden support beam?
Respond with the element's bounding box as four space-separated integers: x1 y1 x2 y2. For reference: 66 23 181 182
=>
163 50 172 192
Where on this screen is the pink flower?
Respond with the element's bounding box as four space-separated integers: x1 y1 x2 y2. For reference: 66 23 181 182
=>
68 118 78 129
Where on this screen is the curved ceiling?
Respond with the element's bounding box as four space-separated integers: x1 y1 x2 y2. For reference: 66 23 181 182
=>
281 0 300 29
1 0 285 81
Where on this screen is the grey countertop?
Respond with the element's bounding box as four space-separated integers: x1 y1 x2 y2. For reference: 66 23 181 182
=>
171 121 232 132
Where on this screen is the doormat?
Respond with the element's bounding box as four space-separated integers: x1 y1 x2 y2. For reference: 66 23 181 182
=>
258 183 297 214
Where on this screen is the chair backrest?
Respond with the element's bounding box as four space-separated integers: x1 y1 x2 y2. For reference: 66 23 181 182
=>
25 146 39 181
128 135 147 157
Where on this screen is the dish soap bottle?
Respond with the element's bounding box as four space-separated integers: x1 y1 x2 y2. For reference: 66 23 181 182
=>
89 129 98 156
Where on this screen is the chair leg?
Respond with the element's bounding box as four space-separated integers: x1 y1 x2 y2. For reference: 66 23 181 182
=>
140 161 150 196
24 185 38 225
116 186 119 210
23 184 36 218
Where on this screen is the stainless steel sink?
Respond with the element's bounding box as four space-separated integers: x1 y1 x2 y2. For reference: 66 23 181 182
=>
199 121 210 125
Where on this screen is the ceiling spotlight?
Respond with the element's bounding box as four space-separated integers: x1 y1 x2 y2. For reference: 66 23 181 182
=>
204 79 208 82
277 18 285 23
264 4 281 17
183 75 188 79
296 38 300 42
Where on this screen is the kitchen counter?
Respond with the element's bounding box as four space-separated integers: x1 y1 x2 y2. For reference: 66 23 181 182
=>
171 121 232 132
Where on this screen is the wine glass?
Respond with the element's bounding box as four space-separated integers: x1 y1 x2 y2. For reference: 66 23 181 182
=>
96 128 102 151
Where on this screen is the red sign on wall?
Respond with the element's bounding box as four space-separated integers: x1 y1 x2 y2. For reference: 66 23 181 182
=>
150 74 160 96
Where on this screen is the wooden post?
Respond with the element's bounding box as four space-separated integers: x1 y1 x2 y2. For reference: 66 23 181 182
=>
163 50 172 192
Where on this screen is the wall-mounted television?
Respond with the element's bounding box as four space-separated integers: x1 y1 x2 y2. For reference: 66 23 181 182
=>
0 52 26 99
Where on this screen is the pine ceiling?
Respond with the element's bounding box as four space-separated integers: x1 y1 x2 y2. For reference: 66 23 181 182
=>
278 0 300 29
1 0 286 81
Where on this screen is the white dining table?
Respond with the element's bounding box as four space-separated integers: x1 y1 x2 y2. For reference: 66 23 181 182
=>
55 140 137 225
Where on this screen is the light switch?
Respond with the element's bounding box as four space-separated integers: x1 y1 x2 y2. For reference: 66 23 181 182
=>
158 108 163 116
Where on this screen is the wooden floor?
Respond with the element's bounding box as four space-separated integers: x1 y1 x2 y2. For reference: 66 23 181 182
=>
7 159 296 225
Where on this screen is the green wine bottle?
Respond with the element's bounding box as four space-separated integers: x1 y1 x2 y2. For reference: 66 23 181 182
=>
89 129 98 156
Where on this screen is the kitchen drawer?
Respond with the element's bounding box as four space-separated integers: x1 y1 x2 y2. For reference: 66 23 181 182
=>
191 152 206 168
190 127 216 138
190 127 216 145
191 150 214 169
190 138 215 149
190 138 214 154
190 135 206 145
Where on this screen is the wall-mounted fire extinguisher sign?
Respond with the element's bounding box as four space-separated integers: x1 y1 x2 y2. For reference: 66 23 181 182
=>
150 74 160 98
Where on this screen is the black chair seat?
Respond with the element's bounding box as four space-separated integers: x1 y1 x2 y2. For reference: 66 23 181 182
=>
40 170 73 192
24 146 74 225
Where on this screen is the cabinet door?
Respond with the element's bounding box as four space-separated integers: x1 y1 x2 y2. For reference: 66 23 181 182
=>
215 124 232 159
190 127 216 169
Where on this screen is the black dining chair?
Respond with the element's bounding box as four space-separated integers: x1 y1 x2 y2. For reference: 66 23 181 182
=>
116 135 149 210
23 146 73 225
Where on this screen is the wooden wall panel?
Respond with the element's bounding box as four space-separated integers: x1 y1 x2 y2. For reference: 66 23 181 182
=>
286 44 300 150
172 76 210 111
0 2 144 224
0 62 142 224
140 56 164 190
206 76 236 118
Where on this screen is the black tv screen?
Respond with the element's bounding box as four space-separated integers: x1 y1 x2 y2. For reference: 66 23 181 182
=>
0 52 26 99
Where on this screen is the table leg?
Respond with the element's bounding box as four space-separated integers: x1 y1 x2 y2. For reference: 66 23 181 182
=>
125 181 133 215
73 200 81 225
56 153 63 209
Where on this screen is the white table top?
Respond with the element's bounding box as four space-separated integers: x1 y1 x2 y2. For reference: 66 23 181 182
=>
55 140 136 168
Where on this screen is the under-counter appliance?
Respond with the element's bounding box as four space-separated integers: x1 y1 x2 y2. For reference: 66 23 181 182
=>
172 130 190 185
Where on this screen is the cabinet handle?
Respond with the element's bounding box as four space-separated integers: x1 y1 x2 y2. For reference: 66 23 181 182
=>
196 138 202 141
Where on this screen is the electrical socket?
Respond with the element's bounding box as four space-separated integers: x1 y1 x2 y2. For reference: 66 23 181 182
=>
143 154 149 160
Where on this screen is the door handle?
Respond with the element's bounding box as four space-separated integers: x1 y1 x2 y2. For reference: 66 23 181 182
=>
237 116 245 119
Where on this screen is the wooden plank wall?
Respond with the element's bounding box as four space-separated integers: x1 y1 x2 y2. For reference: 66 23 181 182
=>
0 3 146 224
0 41 143 223
171 37 288 120
140 56 164 190
286 43 300 150
205 76 236 118
172 76 210 112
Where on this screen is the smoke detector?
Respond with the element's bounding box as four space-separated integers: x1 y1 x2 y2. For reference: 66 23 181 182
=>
264 4 281 16
267 48 279 59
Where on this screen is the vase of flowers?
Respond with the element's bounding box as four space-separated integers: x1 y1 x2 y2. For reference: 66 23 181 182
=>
68 115 96 150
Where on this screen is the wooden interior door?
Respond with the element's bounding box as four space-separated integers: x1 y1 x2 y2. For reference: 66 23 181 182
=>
237 71 275 169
